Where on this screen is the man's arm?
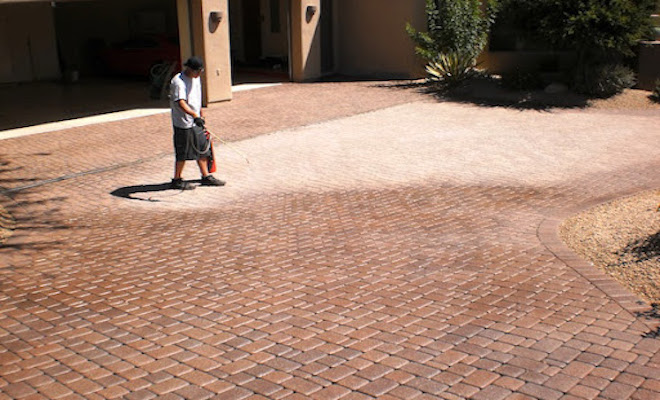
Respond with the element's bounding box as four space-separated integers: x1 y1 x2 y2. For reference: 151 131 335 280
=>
177 99 200 119
177 99 205 126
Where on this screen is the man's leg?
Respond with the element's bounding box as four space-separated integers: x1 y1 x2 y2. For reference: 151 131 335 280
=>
171 128 195 190
174 160 186 179
171 161 195 190
196 158 209 177
198 157 225 186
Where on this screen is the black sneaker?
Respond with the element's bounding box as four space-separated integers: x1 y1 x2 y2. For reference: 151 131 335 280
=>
201 175 226 186
171 178 195 190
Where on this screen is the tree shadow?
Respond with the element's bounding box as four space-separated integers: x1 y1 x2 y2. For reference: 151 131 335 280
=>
637 304 660 339
622 231 660 338
0 155 69 252
620 230 660 263
378 76 590 111
0 194 69 251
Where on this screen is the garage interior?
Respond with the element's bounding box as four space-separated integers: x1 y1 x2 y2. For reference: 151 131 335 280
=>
0 0 181 130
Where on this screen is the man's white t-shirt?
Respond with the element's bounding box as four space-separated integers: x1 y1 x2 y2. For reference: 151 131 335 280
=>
170 72 202 129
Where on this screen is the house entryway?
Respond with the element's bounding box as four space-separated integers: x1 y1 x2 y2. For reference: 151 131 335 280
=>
229 0 291 84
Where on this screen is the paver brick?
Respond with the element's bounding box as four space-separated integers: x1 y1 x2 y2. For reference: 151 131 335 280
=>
310 384 352 400
464 370 500 388
601 382 637 399
242 378 282 396
472 385 512 400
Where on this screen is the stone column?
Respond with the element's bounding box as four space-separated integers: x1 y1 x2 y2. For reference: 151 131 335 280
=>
291 0 322 82
178 0 232 104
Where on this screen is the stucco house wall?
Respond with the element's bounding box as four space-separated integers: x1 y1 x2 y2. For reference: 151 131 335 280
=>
334 0 426 79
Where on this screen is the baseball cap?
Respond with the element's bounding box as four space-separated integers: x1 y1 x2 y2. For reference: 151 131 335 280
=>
184 56 204 71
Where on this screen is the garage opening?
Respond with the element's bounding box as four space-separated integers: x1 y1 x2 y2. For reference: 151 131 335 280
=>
0 0 180 131
229 0 290 84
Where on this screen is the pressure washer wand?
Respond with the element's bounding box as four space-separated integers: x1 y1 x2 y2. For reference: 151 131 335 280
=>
206 129 251 165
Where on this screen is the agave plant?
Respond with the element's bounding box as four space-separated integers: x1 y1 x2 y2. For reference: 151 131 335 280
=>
425 52 477 85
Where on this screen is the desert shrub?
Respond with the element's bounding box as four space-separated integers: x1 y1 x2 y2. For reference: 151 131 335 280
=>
407 0 498 83
426 52 479 85
574 64 636 97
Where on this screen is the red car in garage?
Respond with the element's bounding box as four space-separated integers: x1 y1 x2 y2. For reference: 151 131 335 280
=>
100 35 181 78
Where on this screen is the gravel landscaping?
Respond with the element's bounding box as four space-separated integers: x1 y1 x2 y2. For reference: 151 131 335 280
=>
560 190 660 306
588 88 660 110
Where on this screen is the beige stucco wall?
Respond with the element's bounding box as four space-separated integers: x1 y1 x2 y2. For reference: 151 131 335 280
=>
188 0 232 103
0 2 60 83
176 0 194 62
334 0 426 79
291 0 321 81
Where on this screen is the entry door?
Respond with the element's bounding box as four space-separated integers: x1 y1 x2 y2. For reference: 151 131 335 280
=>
242 0 262 65
320 0 333 73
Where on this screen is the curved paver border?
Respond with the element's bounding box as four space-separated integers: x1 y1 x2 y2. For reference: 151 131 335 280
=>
537 186 660 332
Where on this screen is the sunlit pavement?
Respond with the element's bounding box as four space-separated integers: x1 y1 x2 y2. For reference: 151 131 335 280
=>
1 82 659 400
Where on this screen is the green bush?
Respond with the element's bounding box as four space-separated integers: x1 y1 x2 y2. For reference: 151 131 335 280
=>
407 0 498 61
498 0 656 60
498 0 655 92
574 64 636 97
407 0 497 83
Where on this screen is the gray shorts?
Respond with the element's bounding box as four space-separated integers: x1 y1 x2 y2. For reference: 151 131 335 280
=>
173 126 211 161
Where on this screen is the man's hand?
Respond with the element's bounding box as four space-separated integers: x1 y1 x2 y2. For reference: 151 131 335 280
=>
194 117 206 127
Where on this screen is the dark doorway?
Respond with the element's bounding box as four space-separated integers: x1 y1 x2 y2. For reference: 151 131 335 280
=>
229 0 290 84
320 0 334 74
242 0 262 65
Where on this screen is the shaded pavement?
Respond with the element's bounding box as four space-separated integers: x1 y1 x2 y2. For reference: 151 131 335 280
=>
1 81 660 400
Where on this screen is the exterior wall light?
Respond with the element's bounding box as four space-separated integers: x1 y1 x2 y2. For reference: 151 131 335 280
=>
210 11 223 23
306 5 317 17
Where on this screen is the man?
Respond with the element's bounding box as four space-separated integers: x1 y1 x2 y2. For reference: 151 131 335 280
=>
170 56 225 190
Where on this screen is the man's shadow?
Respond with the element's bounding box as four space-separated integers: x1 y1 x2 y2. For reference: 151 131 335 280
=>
111 181 198 202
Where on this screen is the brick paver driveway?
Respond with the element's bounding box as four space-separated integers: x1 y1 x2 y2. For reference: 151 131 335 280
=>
1 82 659 399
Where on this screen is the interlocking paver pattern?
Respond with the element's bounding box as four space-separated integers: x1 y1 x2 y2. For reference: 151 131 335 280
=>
1 81 659 399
